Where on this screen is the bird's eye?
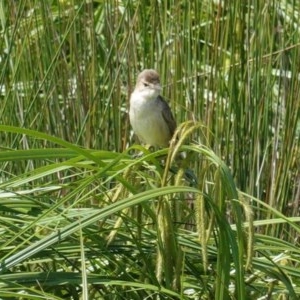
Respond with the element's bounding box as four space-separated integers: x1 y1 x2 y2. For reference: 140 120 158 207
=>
143 82 149 87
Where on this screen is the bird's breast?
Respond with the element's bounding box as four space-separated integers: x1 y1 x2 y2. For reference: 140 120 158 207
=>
129 94 170 146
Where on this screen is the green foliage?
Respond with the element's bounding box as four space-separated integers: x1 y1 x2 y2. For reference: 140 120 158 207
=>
0 0 299 299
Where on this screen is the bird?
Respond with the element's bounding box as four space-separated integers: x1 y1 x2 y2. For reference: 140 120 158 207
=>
129 69 176 147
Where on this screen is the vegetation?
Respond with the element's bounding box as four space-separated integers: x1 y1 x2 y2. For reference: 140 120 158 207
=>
0 0 299 299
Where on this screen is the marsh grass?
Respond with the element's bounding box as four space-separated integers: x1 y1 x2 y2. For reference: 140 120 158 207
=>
0 1 299 299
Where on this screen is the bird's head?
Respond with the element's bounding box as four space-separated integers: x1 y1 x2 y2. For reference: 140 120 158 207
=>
134 69 162 99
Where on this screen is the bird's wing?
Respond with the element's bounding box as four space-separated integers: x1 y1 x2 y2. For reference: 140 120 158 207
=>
157 95 177 137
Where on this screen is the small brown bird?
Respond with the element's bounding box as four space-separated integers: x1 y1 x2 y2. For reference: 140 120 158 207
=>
129 69 176 147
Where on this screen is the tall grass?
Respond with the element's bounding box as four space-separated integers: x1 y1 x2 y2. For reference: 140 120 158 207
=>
0 1 299 299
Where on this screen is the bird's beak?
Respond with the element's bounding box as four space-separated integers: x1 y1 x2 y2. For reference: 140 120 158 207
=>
153 83 162 92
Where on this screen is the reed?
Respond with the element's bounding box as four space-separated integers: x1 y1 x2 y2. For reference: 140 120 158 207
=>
0 1 299 299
